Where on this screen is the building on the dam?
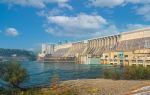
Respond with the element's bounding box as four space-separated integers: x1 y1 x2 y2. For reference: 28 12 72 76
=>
38 27 150 66
38 44 55 60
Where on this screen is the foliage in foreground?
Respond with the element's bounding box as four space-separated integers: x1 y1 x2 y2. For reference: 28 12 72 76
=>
0 61 29 90
0 76 78 95
103 66 150 80
0 62 78 95
0 86 78 95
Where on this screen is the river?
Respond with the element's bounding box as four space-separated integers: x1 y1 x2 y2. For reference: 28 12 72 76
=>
17 61 113 87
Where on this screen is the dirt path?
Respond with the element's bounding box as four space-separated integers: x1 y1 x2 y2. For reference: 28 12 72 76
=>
60 79 150 95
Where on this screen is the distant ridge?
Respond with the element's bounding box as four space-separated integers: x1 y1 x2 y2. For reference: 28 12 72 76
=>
0 48 36 61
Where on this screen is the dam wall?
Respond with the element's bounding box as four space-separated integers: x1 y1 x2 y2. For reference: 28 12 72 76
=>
39 27 150 66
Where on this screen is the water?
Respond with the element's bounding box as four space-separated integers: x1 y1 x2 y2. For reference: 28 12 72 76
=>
17 61 113 87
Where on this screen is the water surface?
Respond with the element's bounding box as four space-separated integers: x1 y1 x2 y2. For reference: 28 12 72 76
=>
20 61 112 87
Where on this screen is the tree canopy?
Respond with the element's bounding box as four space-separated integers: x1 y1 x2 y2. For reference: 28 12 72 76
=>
0 61 29 90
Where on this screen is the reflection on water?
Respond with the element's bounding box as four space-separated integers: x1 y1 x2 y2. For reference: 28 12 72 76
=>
20 61 112 87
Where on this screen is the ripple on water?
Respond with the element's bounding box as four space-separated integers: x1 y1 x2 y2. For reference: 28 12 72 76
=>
19 61 113 87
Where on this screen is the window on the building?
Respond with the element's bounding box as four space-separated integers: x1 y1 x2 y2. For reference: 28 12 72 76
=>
110 63 113 65
132 60 136 63
105 56 108 58
119 54 122 56
114 59 117 62
138 60 143 63
146 60 150 63
114 55 117 58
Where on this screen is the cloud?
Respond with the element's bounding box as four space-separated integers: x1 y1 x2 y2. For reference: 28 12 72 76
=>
136 4 150 21
1 0 45 8
88 0 150 21
118 23 150 33
48 14 107 29
125 0 148 4
89 0 124 8
89 0 150 8
0 0 69 8
90 25 119 38
5 28 19 37
126 24 150 30
37 7 66 17
58 3 73 10
45 13 119 38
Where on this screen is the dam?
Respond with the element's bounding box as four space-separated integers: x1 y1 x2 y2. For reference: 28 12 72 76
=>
38 27 150 66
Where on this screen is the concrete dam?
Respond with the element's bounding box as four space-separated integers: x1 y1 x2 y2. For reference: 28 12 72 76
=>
38 27 150 67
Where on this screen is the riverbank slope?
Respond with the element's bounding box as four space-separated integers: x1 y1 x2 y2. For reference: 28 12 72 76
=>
60 79 150 95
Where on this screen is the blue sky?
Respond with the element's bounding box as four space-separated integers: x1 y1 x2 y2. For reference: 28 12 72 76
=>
0 0 150 50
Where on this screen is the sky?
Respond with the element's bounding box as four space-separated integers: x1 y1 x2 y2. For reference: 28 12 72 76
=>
0 0 150 51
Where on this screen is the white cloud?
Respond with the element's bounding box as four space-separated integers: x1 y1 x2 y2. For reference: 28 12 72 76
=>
45 14 119 38
88 0 150 21
89 0 150 8
1 0 45 8
37 7 66 17
45 0 68 3
58 3 73 10
5 28 19 37
89 0 124 8
1 0 69 8
48 14 107 29
91 25 119 38
136 4 150 21
126 24 150 30
126 0 150 4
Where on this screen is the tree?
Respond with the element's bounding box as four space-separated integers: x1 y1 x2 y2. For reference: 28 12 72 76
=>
0 61 29 90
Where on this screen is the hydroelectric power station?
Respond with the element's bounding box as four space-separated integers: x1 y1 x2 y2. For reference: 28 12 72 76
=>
38 27 150 67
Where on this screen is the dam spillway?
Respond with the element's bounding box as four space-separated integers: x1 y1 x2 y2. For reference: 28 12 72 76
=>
38 27 150 66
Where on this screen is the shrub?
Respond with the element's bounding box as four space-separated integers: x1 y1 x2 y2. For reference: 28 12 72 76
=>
0 61 29 90
103 66 150 80
123 66 150 80
0 62 78 95
103 68 112 79
50 73 60 89
103 68 121 80
111 70 121 80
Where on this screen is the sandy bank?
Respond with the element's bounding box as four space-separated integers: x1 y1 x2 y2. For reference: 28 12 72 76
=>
60 79 150 95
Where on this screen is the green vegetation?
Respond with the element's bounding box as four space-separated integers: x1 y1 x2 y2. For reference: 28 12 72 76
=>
0 48 36 60
0 61 78 95
0 61 29 90
103 68 121 80
103 66 150 80
0 86 78 95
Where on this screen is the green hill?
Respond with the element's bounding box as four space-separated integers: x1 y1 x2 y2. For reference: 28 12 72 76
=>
0 48 36 61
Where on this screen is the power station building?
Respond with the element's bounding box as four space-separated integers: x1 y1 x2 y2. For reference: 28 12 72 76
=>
39 27 150 66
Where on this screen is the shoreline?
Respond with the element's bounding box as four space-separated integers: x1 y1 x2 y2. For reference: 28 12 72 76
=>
2 78 150 95
59 78 150 95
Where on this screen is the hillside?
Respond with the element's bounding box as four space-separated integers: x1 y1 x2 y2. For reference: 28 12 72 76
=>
0 48 36 61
